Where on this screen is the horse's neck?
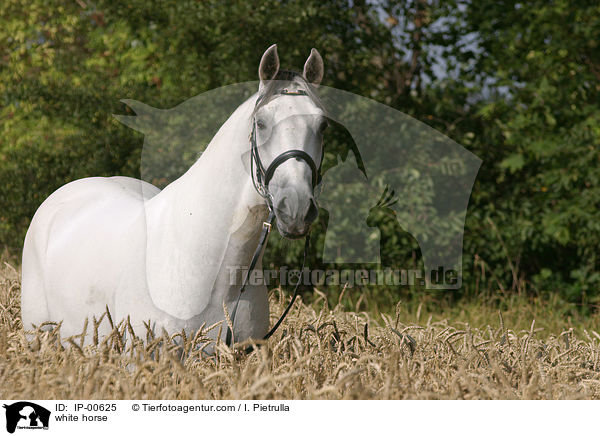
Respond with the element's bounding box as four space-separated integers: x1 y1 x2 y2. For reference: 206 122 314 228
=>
142 96 267 319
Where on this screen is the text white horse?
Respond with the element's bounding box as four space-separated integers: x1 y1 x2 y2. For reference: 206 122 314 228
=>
21 44 327 345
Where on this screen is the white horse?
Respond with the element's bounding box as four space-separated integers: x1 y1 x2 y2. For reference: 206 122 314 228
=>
21 44 327 345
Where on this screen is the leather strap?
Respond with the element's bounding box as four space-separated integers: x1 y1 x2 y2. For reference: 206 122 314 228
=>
226 210 275 346
264 149 318 188
263 235 310 340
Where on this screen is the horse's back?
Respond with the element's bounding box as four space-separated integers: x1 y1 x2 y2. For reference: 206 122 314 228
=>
21 176 160 334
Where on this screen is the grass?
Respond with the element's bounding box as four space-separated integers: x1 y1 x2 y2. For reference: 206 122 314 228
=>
2 257 600 400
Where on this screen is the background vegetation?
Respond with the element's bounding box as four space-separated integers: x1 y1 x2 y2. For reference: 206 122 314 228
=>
1 0 598 310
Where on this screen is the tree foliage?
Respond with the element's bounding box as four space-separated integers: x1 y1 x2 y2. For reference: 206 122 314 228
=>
1 0 598 305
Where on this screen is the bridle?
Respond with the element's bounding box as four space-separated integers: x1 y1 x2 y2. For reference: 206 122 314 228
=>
249 89 322 208
226 88 323 348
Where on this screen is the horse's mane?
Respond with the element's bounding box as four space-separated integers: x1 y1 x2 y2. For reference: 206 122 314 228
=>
251 70 325 117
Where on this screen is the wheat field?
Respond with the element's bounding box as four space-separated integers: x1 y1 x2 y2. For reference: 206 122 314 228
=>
2 259 600 400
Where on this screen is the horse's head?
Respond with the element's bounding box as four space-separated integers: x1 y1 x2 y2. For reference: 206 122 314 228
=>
251 44 328 239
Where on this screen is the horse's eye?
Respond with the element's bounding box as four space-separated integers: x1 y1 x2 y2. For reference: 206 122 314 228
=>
256 120 266 130
319 120 329 133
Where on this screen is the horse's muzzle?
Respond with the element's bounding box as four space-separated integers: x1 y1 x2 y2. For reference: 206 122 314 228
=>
274 192 318 239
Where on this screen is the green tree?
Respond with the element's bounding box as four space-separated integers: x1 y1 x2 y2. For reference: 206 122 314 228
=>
461 0 600 303
2 0 598 308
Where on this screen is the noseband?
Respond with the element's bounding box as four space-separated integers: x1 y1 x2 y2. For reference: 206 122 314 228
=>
226 88 322 348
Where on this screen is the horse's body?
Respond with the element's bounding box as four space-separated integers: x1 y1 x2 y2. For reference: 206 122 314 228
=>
22 96 271 342
21 45 326 344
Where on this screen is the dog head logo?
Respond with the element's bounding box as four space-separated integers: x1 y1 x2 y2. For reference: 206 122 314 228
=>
3 402 50 433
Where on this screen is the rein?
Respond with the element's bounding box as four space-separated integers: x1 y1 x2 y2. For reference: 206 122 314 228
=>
225 89 320 348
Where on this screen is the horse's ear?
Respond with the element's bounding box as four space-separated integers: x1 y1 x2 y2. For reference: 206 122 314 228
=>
303 48 324 86
113 99 158 132
258 44 280 84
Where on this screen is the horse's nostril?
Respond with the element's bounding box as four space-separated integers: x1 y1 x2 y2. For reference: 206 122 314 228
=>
279 198 288 212
305 199 318 223
276 197 293 222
